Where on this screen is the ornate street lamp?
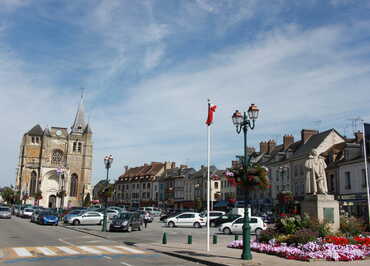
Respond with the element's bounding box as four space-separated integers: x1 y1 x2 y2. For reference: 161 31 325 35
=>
231 103 259 260
56 168 65 210
102 154 113 232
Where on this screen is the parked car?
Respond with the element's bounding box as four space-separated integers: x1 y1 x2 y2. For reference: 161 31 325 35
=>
210 214 241 227
31 209 41 223
109 212 142 232
16 206 25 217
21 208 34 218
37 210 59 225
201 211 226 222
63 210 85 223
95 208 120 220
0 206 11 219
109 206 125 213
219 216 267 235
160 210 184 222
166 212 206 228
139 207 161 216
66 211 103 225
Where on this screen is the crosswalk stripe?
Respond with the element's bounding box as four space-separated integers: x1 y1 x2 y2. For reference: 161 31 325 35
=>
36 247 57 256
96 246 121 253
115 246 145 254
56 246 80 255
13 248 33 257
78 246 103 254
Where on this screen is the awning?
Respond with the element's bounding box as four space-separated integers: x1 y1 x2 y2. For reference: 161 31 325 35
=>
214 200 228 208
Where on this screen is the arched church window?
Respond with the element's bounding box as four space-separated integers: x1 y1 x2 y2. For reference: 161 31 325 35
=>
51 149 64 165
70 174 78 197
30 171 37 195
73 142 77 152
77 142 82 152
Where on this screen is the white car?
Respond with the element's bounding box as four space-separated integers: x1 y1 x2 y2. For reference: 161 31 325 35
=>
167 212 206 228
139 207 162 216
202 211 226 221
21 208 34 218
219 216 266 235
67 211 104 225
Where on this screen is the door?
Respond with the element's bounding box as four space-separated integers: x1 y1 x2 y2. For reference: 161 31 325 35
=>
86 212 101 224
231 218 244 234
176 214 195 227
249 217 258 232
48 195 56 208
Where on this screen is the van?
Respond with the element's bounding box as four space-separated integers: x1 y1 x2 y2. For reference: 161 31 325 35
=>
139 207 161 216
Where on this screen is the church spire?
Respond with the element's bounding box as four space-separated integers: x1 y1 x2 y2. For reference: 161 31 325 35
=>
71 90 87 134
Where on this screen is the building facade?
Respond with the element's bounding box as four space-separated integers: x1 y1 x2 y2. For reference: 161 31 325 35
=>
15 96 93 208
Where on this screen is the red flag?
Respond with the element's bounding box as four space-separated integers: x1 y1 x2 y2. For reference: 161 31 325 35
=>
206 103 217 126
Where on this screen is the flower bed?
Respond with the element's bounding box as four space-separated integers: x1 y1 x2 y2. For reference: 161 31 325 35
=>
227 238 370 261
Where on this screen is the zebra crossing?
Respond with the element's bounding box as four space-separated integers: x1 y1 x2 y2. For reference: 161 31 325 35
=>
0 245 146 260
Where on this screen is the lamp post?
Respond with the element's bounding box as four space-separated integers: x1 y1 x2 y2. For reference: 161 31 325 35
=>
102 154 113 232
56 168 65 210
231 103 259 260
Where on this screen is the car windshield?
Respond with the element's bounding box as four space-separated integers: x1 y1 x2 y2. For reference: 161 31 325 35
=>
24 208 33 212
40 211 57 216
0 207 10 212
69 210 83 215
117 213 132 219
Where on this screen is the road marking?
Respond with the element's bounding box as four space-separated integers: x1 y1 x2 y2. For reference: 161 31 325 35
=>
103 255 112 260
78 246 103 254
13 248 33 257
115 246 145 254
56 246 80 255
120 261 133 266
58 238 74 246
36 247 57 256
96 246 121 253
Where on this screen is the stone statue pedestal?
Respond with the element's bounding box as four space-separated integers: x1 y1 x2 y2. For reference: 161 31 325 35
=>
301 194 340 232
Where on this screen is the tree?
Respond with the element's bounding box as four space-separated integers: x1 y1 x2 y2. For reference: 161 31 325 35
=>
83 193 91 207
0 187 15 203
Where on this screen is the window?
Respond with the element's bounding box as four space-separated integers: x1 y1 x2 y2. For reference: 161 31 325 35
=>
300 165 304 175
31 136 35 144
70 174 78 196
147 183 150 189
178 214 194 219
214 182 219 189
73 142 77 152
362 169 367 188
142 192 145 198
276 170 279 182
143 183 146 189
294 165 298 177
345 172 351 190
137 184 139 189
51 150 63 165
250 218 258 223
30 171 37 195
330 174 335 192
77 142 82 152
234 218 244 224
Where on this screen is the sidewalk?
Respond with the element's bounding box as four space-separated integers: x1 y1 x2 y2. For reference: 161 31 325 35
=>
62 225 370 266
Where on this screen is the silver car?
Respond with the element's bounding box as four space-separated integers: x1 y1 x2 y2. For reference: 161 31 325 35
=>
0 207 11 219
67 211 103 225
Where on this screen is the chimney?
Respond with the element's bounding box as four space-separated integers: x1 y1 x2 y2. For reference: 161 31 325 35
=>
180 164 187 169
124 165 128 173
260 141 268 153
267 140 276 153
354 131 363 144
283 135 294 150
246 147 255 156
301 129 319 144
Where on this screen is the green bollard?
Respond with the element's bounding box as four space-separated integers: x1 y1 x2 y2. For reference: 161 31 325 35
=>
162 232 167 244
213 235 218 244
187 235 192 244
235 235 239 240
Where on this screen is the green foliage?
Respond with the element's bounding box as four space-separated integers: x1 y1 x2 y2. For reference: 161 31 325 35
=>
258 228 277 243
0 187 15 203
308 218 332 237
286 229 319 245
340 216 366 236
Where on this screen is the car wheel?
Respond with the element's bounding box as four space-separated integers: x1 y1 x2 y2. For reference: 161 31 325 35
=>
73 219 80 225
98 220 102 225
193 222 201 228
210 221 216 227
55 223 58 226
223 227 232 235
255 228 262 235
168 221 175 228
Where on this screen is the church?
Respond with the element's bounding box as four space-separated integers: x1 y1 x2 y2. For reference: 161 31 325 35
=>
15 95 93 208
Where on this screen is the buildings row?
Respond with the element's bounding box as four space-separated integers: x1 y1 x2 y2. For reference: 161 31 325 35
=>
99 128 369 219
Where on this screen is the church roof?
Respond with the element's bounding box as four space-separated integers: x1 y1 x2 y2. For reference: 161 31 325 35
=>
71 94 87 134
84 123 92 134
26 124 43 136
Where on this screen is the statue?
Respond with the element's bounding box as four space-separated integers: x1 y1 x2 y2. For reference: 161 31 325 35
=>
304 149 328 194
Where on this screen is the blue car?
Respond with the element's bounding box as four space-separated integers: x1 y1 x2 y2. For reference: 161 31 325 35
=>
37 210 59 225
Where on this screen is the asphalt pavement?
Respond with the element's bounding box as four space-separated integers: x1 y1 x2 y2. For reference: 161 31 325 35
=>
0 216 200 266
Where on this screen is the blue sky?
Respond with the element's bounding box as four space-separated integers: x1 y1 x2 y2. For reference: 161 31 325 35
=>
1 0 370 186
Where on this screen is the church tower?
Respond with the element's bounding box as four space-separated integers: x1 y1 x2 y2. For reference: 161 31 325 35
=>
15 93 93 208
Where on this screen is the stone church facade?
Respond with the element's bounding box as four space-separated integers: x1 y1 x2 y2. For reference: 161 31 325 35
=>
15 96 92 208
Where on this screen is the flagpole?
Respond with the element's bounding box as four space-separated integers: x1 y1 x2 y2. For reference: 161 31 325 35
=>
362 123 370 224
207 102 211 252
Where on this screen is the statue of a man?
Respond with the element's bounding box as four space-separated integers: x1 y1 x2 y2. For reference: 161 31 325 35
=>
304 149 328 194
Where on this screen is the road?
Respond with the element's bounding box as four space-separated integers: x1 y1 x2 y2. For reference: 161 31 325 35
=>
0 217 200 266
